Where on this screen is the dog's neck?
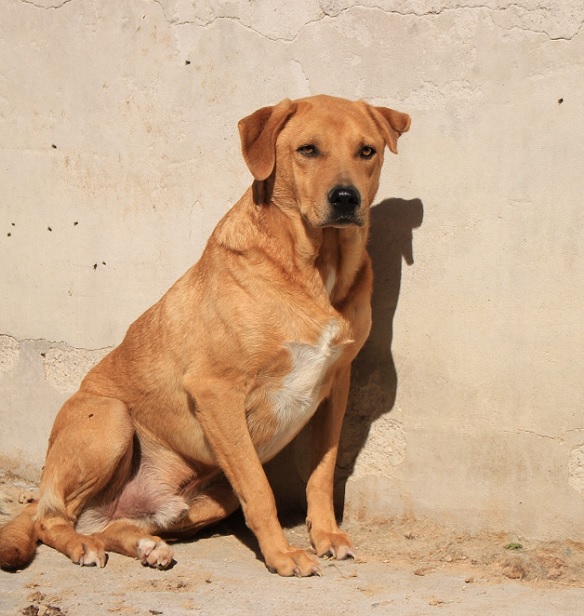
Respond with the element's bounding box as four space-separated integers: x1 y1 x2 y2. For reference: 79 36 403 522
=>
213 188 370 305
315 226 370 304
260 191 370 305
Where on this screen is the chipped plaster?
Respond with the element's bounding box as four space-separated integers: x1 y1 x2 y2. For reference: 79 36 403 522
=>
41 345 111 393
0 336 21 376
569 446 584 496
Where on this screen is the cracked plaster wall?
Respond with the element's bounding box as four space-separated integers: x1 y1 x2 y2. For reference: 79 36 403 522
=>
1 0 584 540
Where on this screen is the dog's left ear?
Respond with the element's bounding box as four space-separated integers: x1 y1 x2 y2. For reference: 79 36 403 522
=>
366 104 411 154
238 99 297 181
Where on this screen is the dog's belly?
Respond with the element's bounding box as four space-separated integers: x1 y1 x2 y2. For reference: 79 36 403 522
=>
257 320 341 462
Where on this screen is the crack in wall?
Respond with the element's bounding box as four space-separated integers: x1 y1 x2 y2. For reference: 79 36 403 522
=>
289 59 312 93
15 0 583 43
153 3 330 43
516 428 564 443
0 333 111 354
511 428 584 445
149 1 584 43
18 0 75 9
320 1 584 41
491 2 584 41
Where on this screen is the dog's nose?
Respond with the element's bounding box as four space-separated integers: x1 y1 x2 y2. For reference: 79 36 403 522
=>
328 185 361 212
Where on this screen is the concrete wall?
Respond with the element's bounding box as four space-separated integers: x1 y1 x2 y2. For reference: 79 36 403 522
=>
1 0 583 540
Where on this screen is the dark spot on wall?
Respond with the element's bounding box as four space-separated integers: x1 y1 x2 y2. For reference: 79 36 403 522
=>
40 352 46 357
558 98 564 104
47 227 52 232
51 144 57 149
88 413 94 418
7 233 10 237
185 60 191 65
74 221 78 226
93 263 98 270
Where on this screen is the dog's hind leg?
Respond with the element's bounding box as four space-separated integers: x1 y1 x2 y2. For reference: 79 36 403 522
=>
92 519 175 569
166 475 240 538
34 392 134 567
0 502 39 570
88 476 238 568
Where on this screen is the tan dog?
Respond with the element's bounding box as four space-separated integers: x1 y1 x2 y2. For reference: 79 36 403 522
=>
0 95 410 577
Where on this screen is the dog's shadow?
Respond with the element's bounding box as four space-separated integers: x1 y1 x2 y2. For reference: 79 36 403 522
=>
265 196 424 519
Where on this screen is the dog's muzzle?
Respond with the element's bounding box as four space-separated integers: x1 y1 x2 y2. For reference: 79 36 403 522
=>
327 185 362 226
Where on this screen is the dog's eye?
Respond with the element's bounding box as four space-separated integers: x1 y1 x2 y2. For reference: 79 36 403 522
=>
359 145 376 159
297 144 318 157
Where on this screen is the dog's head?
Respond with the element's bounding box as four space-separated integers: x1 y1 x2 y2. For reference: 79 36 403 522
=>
238 95 410 229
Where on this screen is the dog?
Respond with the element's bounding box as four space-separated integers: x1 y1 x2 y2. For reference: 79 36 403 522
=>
0 95 410 577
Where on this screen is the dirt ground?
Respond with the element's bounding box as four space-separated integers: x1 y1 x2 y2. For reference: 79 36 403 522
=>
1 472 583 616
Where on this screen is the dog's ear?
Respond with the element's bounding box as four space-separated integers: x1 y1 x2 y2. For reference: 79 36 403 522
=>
238 99 297 181
366 104 411 154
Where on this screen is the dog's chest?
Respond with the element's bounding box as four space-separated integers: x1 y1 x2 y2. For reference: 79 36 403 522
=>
257 320 342 462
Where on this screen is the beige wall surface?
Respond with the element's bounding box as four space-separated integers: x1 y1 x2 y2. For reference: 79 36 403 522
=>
1 0 583 540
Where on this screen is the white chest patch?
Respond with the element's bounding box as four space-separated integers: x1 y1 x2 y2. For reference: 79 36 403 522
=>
325 268 337 297
257 320 341 462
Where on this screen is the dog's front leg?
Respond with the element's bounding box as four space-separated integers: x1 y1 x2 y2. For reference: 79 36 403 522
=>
186 377 321 577
306 365 355 560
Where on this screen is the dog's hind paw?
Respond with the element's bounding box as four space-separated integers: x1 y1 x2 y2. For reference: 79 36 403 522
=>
137 538 174 569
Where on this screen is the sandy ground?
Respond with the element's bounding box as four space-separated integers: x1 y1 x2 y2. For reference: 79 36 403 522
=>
1 473 583 616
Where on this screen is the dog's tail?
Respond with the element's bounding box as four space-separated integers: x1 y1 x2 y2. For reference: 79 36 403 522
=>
0 503 38 571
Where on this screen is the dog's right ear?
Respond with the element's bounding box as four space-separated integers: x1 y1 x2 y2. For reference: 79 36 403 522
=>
238 99 296 181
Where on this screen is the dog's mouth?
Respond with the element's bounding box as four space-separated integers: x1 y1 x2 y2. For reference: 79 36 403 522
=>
301 201 365 229
322 208 365 229
302 212 364 229
323 212 365 228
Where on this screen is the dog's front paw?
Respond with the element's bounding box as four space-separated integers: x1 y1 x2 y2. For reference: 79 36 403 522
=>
72 537 107 567
266 547 321 577
137 538 174 569
310 529 355 560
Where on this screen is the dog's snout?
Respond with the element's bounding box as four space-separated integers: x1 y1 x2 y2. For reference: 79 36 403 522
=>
328 185 361 211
